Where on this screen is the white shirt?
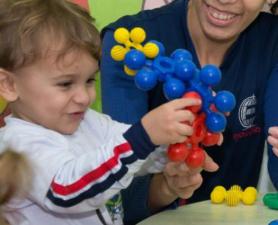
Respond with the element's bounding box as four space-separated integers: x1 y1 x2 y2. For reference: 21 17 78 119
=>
0 109 167 225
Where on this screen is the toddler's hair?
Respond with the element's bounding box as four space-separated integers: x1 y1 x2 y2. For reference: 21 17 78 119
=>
0 149 32 225
0 0 101 71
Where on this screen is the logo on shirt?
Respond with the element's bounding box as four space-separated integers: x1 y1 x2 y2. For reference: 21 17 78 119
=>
233 95 262 142
238 95 256 129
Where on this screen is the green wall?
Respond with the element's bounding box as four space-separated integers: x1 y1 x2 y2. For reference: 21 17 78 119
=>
88 0 142 112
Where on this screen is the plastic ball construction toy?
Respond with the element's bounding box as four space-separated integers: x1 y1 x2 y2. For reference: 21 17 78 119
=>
210 185 257 206
242 187 257 205
111 27 236 168
226 190 241 206
210 186 227 204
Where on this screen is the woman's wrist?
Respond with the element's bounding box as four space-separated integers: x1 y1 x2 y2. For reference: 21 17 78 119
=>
148 173 178 213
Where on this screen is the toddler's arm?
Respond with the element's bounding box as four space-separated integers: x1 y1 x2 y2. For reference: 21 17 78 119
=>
4 97 199 214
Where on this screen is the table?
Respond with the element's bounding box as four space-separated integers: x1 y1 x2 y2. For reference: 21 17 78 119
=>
137 197 278 225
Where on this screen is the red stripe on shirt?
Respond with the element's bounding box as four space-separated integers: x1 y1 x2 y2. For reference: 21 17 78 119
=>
51 142 132 196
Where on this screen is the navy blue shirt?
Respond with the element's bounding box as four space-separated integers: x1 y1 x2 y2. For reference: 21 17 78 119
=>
101 0 278 224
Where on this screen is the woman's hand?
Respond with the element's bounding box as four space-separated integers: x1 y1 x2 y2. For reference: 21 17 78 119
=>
148 153 219 212
162 152 219 199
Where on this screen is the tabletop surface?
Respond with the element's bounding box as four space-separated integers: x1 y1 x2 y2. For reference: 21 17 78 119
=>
137 197 278 225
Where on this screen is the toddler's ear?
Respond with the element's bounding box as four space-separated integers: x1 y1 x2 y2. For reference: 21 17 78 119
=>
0 69 18 102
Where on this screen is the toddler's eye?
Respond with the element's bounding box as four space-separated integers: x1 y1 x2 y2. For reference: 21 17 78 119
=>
57 81 73 87
87 78 96 84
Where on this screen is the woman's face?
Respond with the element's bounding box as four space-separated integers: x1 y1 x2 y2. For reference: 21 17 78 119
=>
189 0 266 42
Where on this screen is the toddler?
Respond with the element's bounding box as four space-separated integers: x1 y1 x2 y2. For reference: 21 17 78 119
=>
0 0 199 224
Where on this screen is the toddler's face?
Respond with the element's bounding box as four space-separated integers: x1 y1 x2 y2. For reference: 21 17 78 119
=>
11 49 98 134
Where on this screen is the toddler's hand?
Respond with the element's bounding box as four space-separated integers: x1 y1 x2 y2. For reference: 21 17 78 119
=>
141 98 201 145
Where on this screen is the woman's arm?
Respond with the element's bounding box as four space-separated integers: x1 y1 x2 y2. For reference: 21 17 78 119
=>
264 63 278 189
121 154 219 224
100 30 148 123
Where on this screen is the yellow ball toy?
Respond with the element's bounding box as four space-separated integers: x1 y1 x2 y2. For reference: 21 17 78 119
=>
242 186 257 205
226 190 241 206
213 186 226 193
229 185 243 199
130 27 146 44
210 190 226 204
111 45 128 61
230 185 243 192
124 65 136 76
244 186 257 197
143 42 159 59
242 192 256 205
114 27 130 44
210 186 227 204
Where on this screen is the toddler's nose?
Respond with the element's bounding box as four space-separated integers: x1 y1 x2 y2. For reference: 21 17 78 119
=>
74 87 91 106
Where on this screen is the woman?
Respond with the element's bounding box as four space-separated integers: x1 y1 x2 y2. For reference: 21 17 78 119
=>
100 0 278 224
